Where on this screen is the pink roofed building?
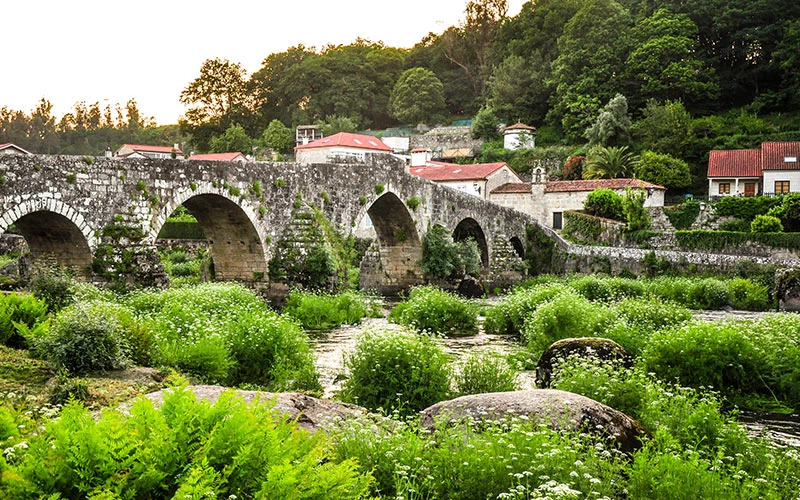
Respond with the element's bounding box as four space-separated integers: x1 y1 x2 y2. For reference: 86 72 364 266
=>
294 132 392 163
115 144 184 160
189 152 247 163
707 142 800 198
409 159 524 199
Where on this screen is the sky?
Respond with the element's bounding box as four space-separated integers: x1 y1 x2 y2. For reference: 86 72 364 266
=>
1 0 525 125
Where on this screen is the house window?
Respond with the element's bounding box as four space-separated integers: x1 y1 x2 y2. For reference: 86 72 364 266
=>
775 181 791 194
718 183 731 194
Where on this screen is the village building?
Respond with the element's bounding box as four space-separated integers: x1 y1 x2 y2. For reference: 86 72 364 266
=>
115 144 184 160
188 152 247 162
294 132 392 163
707 142 800 198
0 143 32 155
295 125 323 146
503 123 536 150
491 177 665 230
407 149 524 199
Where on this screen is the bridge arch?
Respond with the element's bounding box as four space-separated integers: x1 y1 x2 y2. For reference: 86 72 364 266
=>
0 198 94 276
358 191 424 292
453 217 489 268
151 183 268 283
510 236 525 259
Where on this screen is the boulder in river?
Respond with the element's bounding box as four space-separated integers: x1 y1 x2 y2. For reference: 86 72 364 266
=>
420 389 647 453
122 385 367 433
536 337 632 388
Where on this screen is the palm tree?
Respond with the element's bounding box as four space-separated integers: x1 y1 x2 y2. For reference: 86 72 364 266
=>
582 145 640 179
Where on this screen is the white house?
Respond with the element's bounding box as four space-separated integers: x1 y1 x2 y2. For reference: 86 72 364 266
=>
0 143 32 155
188 152 247 163
408 153 525 199
294 132 392 163
490 178 665 229
707 142 800 198
115 144 184 160
503 123 536 150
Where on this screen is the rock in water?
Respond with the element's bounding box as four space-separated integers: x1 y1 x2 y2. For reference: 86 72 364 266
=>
420 389 647 453
456 276 485 298
536 337 632 388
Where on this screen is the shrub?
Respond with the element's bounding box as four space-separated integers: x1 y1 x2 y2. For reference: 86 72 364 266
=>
621 187 651 231
767 192 800 231
584 188 623 220
388 286 478 336
750 214 783 233
455 352 518 396
0 292 48 346
340 329 451 415
483 283 570 336
125 283 320 391
642 321 761 397
283 290 369 329
686 278 730 309
420 225 481 279
635 150 691 189
726 278 771 311
567 275 646 301
714 195 780 221
38 303 128 374
48 369 90 405
615 296 692 333
1 387 372 499
663 200 700 229
522 290 619 356
29 267 75 312
718 218 751 231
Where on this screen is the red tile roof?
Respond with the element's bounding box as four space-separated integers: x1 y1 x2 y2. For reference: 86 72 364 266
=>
123 144 183 154
410 162 518 182
761 142 800 171
504 122 536 131
189 152 245 161
294 132 392 151
544 178 664 193
491 182 532 194
707 149 761 177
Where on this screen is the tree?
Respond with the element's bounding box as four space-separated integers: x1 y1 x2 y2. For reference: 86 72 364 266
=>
632 99 693 159
621 188 651 231
584 94 632 147
583 145 639 179
179 58 254 151
260 119 293 154
549 0 633 142
315 115 359 136
470 106 501 141
209 124 252 154
635 151 691 190
625 9 718 108
487 54 547 124
441 0 509 98
389 68 445 124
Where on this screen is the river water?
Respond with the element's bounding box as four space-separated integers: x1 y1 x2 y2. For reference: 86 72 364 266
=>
307 308 800 447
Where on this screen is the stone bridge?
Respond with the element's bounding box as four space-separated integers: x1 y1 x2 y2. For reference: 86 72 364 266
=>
0 154 543 292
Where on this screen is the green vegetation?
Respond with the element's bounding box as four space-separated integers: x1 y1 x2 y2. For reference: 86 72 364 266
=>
751 214 783 233
405 196 420 211
0 386 371 499
340 328 451 416
454 351 518 396
664 199 700 229
583 188 623 220
419 225 481 279
388 286 478 336
283 290 379 330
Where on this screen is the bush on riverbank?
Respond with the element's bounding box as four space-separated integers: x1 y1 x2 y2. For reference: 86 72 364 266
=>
339 328 451 416
454 351 518 396
388 286 478 336
283 290 379 329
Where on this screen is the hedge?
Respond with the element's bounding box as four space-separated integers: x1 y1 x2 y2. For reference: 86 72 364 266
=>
675 230 800 251
713 196 781 221
157 221 206 240
563 211 603 242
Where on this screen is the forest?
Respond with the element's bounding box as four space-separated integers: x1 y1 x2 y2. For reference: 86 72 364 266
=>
2 0 799 191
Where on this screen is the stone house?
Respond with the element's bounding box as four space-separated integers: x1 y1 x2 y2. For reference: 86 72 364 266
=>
188 152 247 162
294 132 392 163
707 141 800 198
0 143 32 155
491 177 665 229
115 144 184 160
408 150 525 199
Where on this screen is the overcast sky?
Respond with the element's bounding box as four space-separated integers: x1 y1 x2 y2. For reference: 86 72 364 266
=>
2 0 525 125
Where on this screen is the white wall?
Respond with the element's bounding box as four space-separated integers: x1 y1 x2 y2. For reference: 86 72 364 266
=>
708 178 761 197
762 171 800 194
439 180 484 198
296 146 386 163
503 130 535 150
382 136 410 152
485 166 521 195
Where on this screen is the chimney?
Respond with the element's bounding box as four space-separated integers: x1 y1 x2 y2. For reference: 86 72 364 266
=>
411 148 432 167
